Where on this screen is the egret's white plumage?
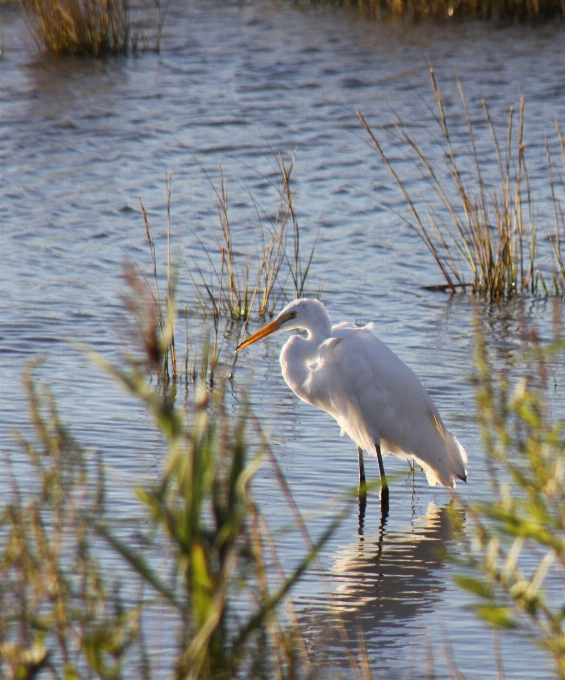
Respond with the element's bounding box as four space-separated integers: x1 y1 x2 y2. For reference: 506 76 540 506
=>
236 298 467 489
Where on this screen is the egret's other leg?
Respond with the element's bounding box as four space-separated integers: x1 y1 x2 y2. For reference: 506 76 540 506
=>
357 446 367 534
376 443 389 513
357 446 366 489
375 444 387 489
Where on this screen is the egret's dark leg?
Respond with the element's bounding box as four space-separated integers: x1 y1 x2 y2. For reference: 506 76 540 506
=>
376 443 389 514
357 446 366 489
357 446 367 535
375 443 387 489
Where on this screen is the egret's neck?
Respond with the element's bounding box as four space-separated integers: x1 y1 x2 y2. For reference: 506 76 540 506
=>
303 311 332 349
279 317 331 403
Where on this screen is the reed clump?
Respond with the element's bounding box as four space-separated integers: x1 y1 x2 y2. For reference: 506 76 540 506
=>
453 316 565 678
360 70 565 300
0 360 145 678
135 160 317 385
191 154 317 324
310 0 565 20
19 0 163 55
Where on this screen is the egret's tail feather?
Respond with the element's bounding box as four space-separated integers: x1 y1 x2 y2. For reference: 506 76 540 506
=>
416 431 468 489
445 432 468 487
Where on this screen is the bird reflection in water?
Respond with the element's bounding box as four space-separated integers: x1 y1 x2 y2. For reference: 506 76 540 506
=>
302 501 463 672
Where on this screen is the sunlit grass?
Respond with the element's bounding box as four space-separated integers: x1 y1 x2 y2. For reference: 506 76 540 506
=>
190 154 317 324
359 70 565 300
134 157 318 386
19 0 165 55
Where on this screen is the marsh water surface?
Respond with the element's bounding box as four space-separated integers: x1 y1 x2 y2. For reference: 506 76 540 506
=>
2 2 565 676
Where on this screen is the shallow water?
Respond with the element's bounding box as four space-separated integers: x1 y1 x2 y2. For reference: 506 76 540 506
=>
2 1 565 676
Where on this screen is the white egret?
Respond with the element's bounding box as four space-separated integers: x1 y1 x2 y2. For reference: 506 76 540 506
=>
236 299 467 496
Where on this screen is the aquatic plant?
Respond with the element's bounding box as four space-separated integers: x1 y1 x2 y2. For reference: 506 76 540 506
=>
190 154 317 324
0 360 145 679
137 172 178 383
453 314 565 678
134 158 317 385
19 0 164 56
0 268 350 678
360 70 565 300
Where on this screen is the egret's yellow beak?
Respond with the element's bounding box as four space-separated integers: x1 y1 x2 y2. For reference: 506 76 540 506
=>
235 316 285 352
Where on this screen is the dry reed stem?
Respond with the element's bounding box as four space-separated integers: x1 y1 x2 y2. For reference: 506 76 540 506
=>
138 179 177 382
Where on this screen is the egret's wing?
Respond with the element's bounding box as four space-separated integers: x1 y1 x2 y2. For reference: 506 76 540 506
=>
307 326 466 487
316 328 432 452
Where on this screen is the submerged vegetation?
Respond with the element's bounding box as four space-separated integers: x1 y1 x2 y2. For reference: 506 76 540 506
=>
19 0 165 55
360 70 565 300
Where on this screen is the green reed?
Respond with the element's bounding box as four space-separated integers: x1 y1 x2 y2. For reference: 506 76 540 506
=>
453 313 565 679
359 70 565 300
19 0 164 56
0 359 145 679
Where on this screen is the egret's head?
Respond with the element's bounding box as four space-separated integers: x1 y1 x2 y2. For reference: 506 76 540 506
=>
235 299 328 351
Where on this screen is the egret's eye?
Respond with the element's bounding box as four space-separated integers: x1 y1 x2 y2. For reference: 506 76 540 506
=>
281 309 298 324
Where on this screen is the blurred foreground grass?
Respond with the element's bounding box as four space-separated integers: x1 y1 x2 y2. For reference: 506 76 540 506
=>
0 271 346 679
6 281 565 679
454 309 565 679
